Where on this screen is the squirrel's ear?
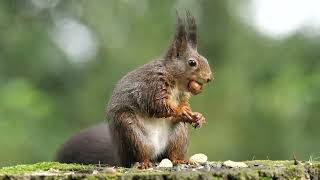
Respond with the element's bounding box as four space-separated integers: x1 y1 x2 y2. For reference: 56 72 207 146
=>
186 10 197 49
166 11 188 60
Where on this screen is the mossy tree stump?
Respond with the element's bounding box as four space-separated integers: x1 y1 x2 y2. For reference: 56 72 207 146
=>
0 161 319 180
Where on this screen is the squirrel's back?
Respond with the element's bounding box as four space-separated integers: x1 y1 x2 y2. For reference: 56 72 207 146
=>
107 59 174 119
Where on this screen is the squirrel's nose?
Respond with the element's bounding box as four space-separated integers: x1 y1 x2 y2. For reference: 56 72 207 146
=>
206 76 212 83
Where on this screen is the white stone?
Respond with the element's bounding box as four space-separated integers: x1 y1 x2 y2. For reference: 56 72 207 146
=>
223 160 248 168
103 167 116 173
189 153 208 164
158 158 173 168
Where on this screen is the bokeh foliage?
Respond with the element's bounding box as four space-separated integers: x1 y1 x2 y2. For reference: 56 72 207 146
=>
0 0 320 167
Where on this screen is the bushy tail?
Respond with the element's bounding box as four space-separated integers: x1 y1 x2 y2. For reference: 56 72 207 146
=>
55 122 119 166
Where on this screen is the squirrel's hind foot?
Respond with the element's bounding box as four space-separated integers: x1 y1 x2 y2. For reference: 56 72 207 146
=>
172 159 194 165
134 161 154 169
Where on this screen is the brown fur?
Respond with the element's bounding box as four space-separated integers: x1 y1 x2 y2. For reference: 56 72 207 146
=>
166 122 189 164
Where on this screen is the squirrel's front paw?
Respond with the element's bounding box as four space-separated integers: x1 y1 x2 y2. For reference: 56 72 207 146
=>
191 112 206 128
179 106 194 121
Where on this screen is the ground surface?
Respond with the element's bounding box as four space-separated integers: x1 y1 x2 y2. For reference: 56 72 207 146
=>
0 160 319 180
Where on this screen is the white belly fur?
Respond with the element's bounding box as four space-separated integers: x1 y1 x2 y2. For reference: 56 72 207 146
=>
143 117 171 159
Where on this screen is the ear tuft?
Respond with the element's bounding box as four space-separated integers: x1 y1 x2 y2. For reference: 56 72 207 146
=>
186 10 197 49
176 11 186 36
175 10 188 51
166 10 188 60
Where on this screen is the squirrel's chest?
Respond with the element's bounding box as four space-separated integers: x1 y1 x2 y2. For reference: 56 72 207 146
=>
141 117 172 159
170 87 190 106
171 88 181 106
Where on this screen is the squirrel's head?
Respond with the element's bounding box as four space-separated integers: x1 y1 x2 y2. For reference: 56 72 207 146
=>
165 11 212 95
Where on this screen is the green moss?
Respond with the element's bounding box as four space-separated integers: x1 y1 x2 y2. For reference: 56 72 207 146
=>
0 162 95 175
259 177 272 180
286 165 296 172
313 162 320 168
212 177 223 180
245 160 293 165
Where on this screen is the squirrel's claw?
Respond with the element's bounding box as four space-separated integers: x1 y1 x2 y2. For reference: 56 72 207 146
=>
191 112 206 128
178 106 206 129
180 106 193 121
134 161 153 169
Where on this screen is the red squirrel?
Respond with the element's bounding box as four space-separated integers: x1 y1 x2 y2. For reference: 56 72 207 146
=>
55 12 213 169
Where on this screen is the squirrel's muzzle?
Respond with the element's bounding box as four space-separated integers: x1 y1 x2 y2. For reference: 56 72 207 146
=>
206 76 212 83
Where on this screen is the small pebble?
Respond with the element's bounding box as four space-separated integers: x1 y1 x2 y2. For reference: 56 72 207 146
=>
189 153 208 164
158 158 173 168
174 164 189 171
64 172 75 175
207 162 222 169
274 164 284 167
203 164 211 171
48 168 59 173
196 166 204 170
223 160 248 168
180 164 189 169
103 167 117 174
174 165 182 171
253 163 264 167
92 170 99 175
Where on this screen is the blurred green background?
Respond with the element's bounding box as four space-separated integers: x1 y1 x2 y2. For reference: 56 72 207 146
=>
1 0 320 167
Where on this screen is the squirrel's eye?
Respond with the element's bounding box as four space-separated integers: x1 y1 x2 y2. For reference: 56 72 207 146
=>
188 59 197 67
